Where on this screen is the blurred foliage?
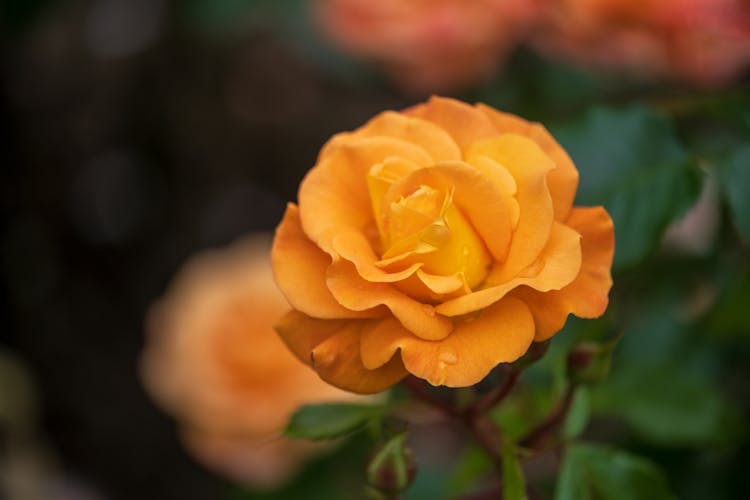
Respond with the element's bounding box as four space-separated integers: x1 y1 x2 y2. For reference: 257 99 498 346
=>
717 145 750 244
554 106 703 271
556 444 674 500
284 403 386 441
228 434 371 500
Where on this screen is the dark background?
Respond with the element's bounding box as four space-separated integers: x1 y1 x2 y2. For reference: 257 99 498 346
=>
1 1 410 498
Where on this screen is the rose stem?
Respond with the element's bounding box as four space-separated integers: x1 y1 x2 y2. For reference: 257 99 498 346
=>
467 413 504 473
402 373 523 475
470 370 521 416
401 375 460 417
519 384 577 450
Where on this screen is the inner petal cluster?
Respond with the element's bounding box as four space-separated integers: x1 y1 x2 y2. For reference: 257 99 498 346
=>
366 161 494 303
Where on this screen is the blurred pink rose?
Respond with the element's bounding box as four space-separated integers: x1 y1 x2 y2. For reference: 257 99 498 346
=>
140 236 363 489
532 0 750 86
315 0 541 92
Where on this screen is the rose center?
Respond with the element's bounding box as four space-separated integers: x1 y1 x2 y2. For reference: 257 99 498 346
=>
367 163 492 294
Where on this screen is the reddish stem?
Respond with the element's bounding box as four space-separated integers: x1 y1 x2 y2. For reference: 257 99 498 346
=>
402 375 459 418
471 370 521 416
519 385 577 450
402 372 522 471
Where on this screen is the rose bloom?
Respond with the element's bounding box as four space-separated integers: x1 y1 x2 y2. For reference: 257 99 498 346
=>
532 0 750 87
140 236 362 488
272 96 614 394
315 0 542 92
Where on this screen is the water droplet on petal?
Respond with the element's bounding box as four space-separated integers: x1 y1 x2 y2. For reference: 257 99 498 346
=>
439 351 458 365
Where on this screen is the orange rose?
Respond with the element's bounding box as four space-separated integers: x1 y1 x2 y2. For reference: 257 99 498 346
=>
140 236 362 488
532 0 750 87
315 0 542 92
272 96 614 394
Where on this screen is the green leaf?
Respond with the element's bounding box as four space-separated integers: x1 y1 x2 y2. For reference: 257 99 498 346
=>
717 144 750 244
590 364 729 446
553 105 703 270
502 442 528 500
285 403 385 441
556 443 674 500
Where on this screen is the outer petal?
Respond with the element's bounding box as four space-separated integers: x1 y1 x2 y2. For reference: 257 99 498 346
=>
275 311 408 394
327 259 454 341
299 136 432 254
436 222 582 316
466 134 555 282
360 297 535 387
404 96 498 152
477 103 579 221
513 206 615 341
272 204 384 319
319 111 462 163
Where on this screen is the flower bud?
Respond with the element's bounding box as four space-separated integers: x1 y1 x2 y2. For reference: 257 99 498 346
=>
566 339 617 385
366 434 417 495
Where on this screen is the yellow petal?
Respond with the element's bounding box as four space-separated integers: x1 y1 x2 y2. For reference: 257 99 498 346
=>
299 136 432 254
326 259 453 341
405 96 497 152
367 157 422 241
320 111 462 163
477 103 579 222
275 311 408 394
360 297 535 387
466 134 555 282
436 222 582 316
513 206 614 341
272 204 384 319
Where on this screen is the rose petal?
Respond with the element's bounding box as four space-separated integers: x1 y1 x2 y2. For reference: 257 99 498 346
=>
416 269 468 295
367 156 423 240
468 155 520 227
391 270 469 304
360 297 535 387
332 230 423 282
405 96 498 152
299 136 432 254
436 222 582 316
275 311 408 394
326 259 454 341
272 204 385 319
466 134 555 282
320 111 462 163
513 206 615 341
477 103 579 222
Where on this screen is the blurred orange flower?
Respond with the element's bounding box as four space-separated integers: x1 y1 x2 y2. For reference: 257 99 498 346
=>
532 0 750 87
315 0 541 92
272 96 614 394
140 236 362 489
